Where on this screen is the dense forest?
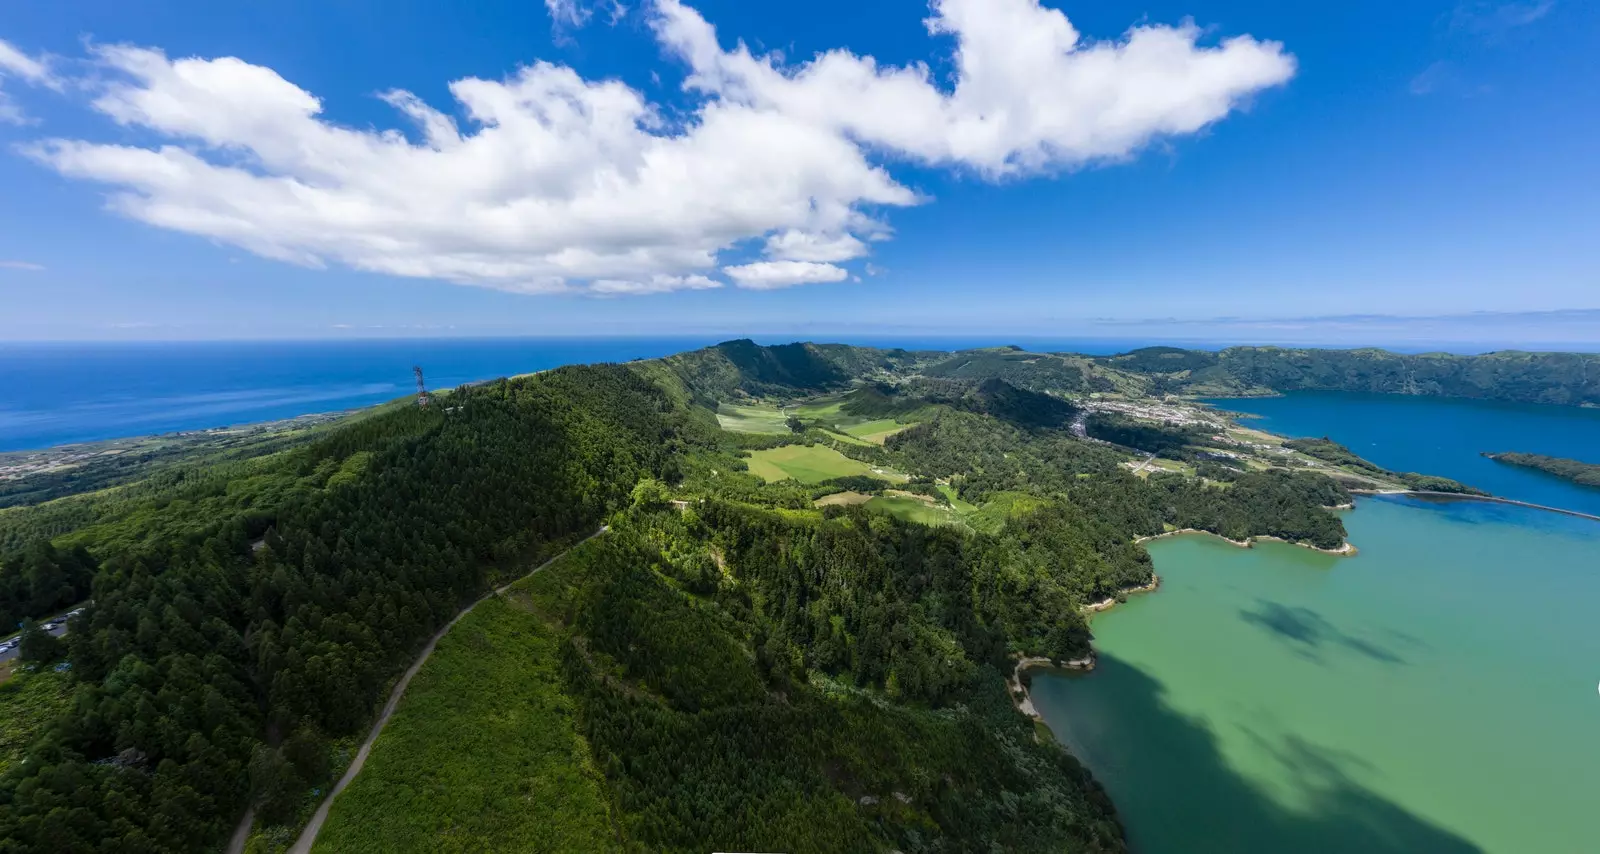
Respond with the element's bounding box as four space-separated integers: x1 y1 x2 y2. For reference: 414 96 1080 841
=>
1484 452 1600 487
1106 346 1600 406
1 337 1529 852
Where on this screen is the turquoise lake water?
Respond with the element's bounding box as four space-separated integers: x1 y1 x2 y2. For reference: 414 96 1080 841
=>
1034 395 1600 853
1206 391 1600 516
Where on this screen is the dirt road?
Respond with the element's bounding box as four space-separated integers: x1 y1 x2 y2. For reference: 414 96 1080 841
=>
225 526 608 854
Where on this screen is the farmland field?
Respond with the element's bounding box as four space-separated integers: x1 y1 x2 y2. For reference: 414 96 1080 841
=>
312 596 618 853
841 418 910 444
716 402 790 434
864 493 962 527
813 490 874 507
744 445 904 484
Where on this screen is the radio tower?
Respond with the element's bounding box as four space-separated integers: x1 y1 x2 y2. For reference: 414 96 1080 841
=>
414 365 430 407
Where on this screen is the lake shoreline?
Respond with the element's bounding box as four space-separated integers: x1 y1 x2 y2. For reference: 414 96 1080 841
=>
1134 528 1357 556
1008 574 1164 721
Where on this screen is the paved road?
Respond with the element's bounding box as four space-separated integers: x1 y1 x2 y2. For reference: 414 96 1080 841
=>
224 526 609 854
0 615 78 664
1130 453 1158 474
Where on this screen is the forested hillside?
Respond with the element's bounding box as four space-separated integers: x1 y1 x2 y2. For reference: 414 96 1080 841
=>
0 338 1480 852
1105 346 1600 406
0 366 694 851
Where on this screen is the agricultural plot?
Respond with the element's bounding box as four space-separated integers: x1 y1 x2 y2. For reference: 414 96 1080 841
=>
841 418 911 444
716 402 790 434
813 490 873 507
864 493 963 527
744 445 905 484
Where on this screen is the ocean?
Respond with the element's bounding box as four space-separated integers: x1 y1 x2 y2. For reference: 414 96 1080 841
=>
0 335 1179 453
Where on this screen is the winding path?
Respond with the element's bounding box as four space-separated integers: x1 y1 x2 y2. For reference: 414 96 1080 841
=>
226 526 608 854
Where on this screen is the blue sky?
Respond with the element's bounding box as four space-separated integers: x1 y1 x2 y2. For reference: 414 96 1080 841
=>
1 0 1596 345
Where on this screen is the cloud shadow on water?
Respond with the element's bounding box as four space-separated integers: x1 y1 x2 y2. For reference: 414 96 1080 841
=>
1238 599 1407 665
1035 653 1480 853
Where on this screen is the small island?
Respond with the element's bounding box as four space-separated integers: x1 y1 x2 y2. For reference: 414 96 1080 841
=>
1483 452 1600 488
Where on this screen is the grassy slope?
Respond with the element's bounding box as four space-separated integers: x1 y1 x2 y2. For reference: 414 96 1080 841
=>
716 403 789 434
865 494 962 527
745 445 900 484
0 669 73 776
842 418 908 444
312 596 619 854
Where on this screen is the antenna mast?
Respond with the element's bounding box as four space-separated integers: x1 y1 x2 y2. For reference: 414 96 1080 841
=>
414 365 430 407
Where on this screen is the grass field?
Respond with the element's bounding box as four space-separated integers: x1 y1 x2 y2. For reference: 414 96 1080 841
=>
840 418 910 444
716 402 790 434
745 445 905 484
790 396 847 421
813 490 873 507
936 483 980 515
865 493 962 527
818 428 874 447
0 668 73 776
312 596 619 853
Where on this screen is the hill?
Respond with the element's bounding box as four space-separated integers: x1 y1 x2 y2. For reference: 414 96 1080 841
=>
2 337 1573 851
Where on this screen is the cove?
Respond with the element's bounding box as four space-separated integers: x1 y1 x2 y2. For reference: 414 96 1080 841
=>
1031 496 1600 853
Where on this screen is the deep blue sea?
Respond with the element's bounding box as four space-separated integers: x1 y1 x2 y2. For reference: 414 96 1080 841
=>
0 335 1166 452
1208 391 1600 517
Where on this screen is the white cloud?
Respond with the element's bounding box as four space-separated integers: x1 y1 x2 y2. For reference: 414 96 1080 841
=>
22 1 1294 295
590 273 721 295
652 0 1294 177
545 0 593 28
724 260 849 289
0 38 58 124
1450 2 1555 37
763 229 868 263
0 260 46 271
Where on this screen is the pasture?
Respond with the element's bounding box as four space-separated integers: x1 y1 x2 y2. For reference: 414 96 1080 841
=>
864 493 963 527
745 445 904 484
842 418 910 444
716 402 790 434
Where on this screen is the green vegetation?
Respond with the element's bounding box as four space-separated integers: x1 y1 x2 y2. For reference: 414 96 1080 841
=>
715 402 790 434
1086 414 1213 460
864 493 963 527
1111 346 1600 406
0 542 96 633
0 365 690 851
841 418 907 444
1484 452 1600 488
312 596 619 853
745 444 900 484
0 669 73 775
1284 437 1486 494
2 337 1520 853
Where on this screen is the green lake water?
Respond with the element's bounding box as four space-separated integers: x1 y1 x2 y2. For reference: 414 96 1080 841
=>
1031 496 1600 853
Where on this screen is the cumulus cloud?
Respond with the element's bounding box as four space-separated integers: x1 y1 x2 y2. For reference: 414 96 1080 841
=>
0 38 58 124
652 0 1295 177
724 260 849 289
23 0 1293 295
